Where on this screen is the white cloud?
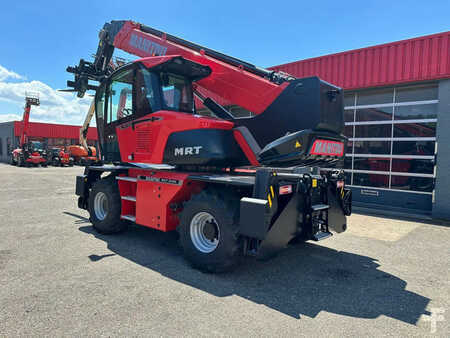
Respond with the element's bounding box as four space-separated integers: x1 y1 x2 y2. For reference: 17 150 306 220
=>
0 113 22 123
0 65 25 81
0 64 94 125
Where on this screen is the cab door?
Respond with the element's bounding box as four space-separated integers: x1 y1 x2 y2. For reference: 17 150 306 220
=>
103 67 135 163
129 67 161 163
104 65 161 163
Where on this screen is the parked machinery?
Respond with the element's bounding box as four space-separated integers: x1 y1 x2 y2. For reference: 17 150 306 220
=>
11 93 48 167
48 147 74 167
67 145 97 165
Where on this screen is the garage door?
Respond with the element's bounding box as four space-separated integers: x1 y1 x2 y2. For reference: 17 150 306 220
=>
342 83 438 214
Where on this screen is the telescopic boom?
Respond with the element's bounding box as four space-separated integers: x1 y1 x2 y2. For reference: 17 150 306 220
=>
66 20 294 115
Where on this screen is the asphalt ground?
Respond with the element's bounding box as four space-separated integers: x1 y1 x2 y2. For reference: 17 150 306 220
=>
0 163 449 337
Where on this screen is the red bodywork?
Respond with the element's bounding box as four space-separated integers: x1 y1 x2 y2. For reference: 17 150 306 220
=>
59 150 71 164
118 169 204 231
27 152 46 164
116 110 235 163
12 148 46 164
20 106 31 146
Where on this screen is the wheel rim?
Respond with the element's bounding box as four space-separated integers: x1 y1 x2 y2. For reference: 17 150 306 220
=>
94 192 108 221
190 212 220 253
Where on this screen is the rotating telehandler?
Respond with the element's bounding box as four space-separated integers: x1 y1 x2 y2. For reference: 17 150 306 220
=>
67 20 352 272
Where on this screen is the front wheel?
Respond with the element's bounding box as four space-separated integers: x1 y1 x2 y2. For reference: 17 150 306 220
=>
178 189 242 273
88 176 127 234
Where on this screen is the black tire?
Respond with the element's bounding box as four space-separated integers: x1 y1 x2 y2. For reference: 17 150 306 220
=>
17 156 23 167
178 188 242 273
88 176 127 234
10 156 16 165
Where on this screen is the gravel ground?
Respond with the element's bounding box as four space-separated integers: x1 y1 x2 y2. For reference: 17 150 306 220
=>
0 163 449 337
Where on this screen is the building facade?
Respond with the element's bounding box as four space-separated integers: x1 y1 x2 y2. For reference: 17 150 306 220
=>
270 31 450 219
0 121 98 163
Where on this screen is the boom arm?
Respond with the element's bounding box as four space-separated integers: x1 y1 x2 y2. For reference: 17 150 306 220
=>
20 93 40 147
20 105 31 147
79 99 96 152
67 20 294 115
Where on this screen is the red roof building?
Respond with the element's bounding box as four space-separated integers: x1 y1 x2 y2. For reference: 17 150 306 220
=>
269 31 450 90
269 30 450 219
13 121 98 141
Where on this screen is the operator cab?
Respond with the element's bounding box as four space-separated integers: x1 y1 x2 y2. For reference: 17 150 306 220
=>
95 56 211 162
26 141 44 152
31 141 43 150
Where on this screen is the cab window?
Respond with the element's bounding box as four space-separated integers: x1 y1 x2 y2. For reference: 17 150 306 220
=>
135 68 158 117
160 73 193 113
107 69 133 123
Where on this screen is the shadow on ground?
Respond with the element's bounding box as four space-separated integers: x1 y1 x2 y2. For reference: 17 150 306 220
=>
67 212 430 324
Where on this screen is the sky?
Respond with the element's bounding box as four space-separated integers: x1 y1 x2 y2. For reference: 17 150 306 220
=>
0 0 449 125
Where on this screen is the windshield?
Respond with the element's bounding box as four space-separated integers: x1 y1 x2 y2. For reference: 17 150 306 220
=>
31 141 43 151
160 73 194 113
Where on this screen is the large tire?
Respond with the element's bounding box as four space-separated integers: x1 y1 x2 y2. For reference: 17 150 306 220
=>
17 156 23 167
88 176 127 234
178 188 242 273
10 156 16 165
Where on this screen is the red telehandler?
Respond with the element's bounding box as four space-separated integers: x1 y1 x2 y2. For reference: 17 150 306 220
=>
11 93 48 167
66 20 352 272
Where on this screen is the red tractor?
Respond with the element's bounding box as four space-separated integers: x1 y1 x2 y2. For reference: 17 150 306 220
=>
66 20 352 272
11 93 48 167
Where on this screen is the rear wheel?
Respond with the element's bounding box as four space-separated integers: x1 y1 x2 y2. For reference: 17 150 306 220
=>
88 176 127 234
178 189 242 273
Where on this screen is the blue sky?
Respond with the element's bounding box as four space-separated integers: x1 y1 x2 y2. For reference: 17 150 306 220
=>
0 0 449 124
